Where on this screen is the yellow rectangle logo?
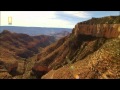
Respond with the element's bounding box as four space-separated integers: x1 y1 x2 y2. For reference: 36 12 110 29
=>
8 16 12 25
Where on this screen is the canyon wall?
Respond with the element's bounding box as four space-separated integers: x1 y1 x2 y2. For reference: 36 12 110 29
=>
73 24 120 38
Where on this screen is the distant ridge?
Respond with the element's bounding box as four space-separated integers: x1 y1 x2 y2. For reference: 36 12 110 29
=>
0 26 72 36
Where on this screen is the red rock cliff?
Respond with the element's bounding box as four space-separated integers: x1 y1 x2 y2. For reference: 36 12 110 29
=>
73 24 120 38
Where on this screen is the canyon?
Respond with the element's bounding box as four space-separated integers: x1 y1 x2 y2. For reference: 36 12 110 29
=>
32 16 120 79
0 16 120 79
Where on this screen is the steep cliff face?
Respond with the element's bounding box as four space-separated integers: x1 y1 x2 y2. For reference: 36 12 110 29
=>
32 16 120 79
73 24 120 38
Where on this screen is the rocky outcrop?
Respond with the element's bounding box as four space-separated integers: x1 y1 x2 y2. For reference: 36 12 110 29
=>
73 24 120 38
32 65 50 78
0 59 18 77
32 35 107 78
32 16 120 79
4 61 18 74
73 16 120 38
0 72 12 79
42 38 120 79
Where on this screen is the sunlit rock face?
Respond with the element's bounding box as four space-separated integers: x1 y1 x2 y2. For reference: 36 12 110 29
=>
32 16 120 79
73 24 120 38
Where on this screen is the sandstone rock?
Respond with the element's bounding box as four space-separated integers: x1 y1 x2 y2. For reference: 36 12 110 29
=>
32 16 120 79
0 59 18 75
4 60 18 75
74 24 120 38
32 65 50 78
0 72 12 79
16 61 25 74
41 38 120 79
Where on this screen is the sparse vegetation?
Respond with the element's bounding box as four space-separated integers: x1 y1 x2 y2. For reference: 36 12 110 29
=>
79 16 120 24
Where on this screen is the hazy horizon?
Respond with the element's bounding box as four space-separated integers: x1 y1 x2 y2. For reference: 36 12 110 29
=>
0 25 72 29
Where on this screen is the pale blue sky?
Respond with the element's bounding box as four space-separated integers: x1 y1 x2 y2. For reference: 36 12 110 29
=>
1 11 119 28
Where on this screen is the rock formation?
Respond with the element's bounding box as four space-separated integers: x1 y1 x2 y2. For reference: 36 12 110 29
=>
0 30 55 78
32 16 120 79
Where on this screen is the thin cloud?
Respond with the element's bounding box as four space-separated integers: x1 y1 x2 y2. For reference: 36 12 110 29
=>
62 11 91 18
